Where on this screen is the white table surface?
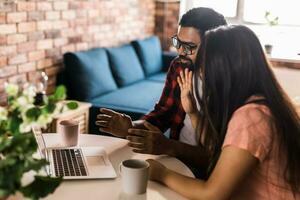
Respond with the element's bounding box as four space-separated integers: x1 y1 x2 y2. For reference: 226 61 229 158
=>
38 134 194 200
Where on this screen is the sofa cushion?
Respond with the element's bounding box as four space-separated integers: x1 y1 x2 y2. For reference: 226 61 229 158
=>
63 48 117 101
132 36 163 76
90 80 164 114
147 72 167 83
107 44 145 87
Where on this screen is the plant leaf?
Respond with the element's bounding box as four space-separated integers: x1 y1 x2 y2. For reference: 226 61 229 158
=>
1 133 37 155
43 103 56 114
0 189 10 198
54 85 66 101
26 107 41 121
66 101 78 110
23 158 48 173
20 176 62 200
7 113 22 135
0 136 12 152
0 156 17 168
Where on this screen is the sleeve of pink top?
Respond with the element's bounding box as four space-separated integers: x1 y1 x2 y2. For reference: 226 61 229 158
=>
222 105 273 162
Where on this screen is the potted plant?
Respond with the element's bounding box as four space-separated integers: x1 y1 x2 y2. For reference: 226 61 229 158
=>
264 11 279 55
0 83 78 200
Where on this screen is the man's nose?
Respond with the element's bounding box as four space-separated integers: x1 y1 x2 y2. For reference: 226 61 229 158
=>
177 46 186 56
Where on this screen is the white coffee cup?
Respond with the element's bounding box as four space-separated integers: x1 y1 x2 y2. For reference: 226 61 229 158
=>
119 159 149 194
58 120 79 147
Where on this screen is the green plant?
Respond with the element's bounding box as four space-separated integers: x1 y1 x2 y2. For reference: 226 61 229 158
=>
265 11 279 26
0 83 78 200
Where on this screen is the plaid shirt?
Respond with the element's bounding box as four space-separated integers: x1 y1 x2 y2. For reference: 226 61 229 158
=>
142 58 193 140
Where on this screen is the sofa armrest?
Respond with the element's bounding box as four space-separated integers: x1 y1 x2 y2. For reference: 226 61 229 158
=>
162 51 178 71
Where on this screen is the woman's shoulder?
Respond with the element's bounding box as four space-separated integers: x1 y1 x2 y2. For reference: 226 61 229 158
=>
228 96 275 134
224 96 275 162
234 103 271 120
233 96 273 123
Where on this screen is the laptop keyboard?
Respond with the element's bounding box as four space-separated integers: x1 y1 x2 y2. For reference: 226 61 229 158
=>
52 149 88 177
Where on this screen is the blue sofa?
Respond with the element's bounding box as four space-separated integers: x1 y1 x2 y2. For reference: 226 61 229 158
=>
62 36 176 135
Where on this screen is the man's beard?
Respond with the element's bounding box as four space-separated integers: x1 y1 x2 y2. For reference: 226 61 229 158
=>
174 55 194 69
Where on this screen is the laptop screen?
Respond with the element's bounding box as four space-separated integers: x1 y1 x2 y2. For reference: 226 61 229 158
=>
32 126 48 160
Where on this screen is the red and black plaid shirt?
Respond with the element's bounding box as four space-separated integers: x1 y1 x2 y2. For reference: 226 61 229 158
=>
142 58 193 140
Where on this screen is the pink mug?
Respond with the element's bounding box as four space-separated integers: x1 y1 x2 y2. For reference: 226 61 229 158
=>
58 120 79 147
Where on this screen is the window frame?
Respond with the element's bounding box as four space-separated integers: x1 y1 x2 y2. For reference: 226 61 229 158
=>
181 0 300 27
179 0 300 59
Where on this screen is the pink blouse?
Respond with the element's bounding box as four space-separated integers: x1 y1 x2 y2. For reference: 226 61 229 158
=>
222 101 300 199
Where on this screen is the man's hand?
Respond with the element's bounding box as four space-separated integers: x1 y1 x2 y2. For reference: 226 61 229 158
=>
177 68 197 115
127 121 168 155
96 108 133 137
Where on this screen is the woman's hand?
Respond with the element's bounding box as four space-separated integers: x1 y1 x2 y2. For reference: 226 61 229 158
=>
147 159 168 183
177 68 197 115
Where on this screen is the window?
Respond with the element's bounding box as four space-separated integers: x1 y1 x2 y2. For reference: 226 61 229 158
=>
180 0 300 57
244 0 300 26
181 0 300 26
191 0 238 18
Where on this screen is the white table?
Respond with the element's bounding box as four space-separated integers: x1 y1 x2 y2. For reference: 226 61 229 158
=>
40 134 194 200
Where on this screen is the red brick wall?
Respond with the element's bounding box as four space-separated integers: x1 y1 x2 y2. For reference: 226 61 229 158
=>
0 0 155 103
154 0 180 50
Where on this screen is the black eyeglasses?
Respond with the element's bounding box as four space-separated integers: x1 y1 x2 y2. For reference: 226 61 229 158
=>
171 35 198 55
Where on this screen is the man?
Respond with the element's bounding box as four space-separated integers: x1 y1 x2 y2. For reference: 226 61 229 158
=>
96 7 227 171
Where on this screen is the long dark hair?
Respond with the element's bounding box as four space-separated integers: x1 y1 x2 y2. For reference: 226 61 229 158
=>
194 25 300 193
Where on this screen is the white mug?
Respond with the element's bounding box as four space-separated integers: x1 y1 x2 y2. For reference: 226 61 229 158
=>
58 120 79 147
119 159 149 194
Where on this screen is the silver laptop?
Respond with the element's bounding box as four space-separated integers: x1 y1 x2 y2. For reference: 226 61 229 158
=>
32 126 117 179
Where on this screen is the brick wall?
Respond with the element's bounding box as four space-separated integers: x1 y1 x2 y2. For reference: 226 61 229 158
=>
0 0 155 103
155 0 180 50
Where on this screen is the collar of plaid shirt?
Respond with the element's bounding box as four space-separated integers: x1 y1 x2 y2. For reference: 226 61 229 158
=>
142 57 194 140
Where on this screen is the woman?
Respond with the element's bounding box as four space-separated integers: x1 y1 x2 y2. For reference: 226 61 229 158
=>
145 25 300 199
